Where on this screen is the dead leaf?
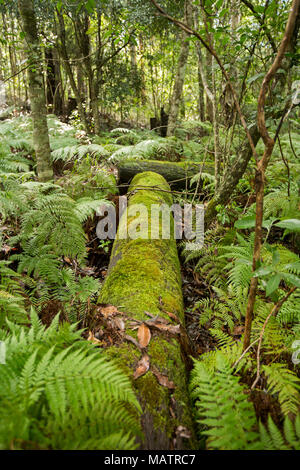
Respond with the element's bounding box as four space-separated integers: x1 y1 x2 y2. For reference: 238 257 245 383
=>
87 331 102 345
166 311 180 323
114 317 125 331
1 244 12 254
137 323 151 348
152 367 175 390
133 354 150 380
98 303 118 318
233 326 244 336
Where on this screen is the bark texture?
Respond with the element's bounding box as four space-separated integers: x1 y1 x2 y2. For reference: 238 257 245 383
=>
18 0 53 182
117 159 214 191
98 171 196 450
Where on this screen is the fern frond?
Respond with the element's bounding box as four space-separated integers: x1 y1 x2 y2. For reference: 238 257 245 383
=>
0 311 142 450
190 352 260 450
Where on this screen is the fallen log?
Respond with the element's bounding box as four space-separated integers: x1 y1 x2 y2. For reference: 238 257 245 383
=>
98 171 196 450
117 159 214 191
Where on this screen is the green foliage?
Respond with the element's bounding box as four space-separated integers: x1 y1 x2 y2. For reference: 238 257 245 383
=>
109 136 183 163
190 352 260 450
194 284 247 332
51 143 109 163
259 415 300 450
57 156 117 200
262 364 300 417
0 116 111 325
0 261 27 327
219 232 254 289
0 310 141 450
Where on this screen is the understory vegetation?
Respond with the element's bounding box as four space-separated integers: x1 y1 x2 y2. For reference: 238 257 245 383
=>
0 0 300 452
1 109 299 450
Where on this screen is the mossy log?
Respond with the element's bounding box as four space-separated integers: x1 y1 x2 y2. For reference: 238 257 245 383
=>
117 159 214 190
98 171 196 450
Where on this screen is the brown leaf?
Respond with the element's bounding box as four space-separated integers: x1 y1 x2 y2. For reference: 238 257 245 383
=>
133 354 150 380
1 244 12 254
233 325 244 336
152 367 175 390
166 311 180 323
87 331 102 345
98 303 118 318
137 323 151 348
114 317 125 331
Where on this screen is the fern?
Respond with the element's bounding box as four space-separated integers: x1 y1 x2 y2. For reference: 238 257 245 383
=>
259 414 300 450
109 136 183 163
195 284 247 332
0 310 142 450
190 352 260 449
51 144 109 163
0 261 27 327
263 363 300 416
219 232 254 289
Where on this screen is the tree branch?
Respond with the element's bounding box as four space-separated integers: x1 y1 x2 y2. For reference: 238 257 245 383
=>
240 0 277 53
149 0 258 159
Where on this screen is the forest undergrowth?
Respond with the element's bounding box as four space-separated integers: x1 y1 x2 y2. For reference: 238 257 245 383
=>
0 111 299 450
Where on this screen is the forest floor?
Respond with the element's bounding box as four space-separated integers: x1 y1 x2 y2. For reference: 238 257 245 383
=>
0 111 299 450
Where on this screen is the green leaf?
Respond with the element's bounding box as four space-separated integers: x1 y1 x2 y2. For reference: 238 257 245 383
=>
85 0 96 13
247 73 265 85
219 8 229 17
281 273 300 288
235 216 275 230
235 215 256 229
254 266 273 277
266 274 281 296
56 1 62 13
275 219 300 233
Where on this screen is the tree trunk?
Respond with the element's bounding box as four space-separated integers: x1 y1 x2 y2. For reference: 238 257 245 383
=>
98 171 196 450
204 8 300 228
117 159 214 191
205 125 261 226
17 0 53 182
56 12 89 132
45 48 63 114
167 0 193 136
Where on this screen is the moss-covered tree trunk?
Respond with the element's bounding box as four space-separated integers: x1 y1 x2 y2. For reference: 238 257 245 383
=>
18 0 53 182
98 172 196 450
117 159 214 191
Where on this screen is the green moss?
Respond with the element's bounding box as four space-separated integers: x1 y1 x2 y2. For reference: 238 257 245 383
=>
99 171 183 321
121 159 215 175
98 172 195 447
